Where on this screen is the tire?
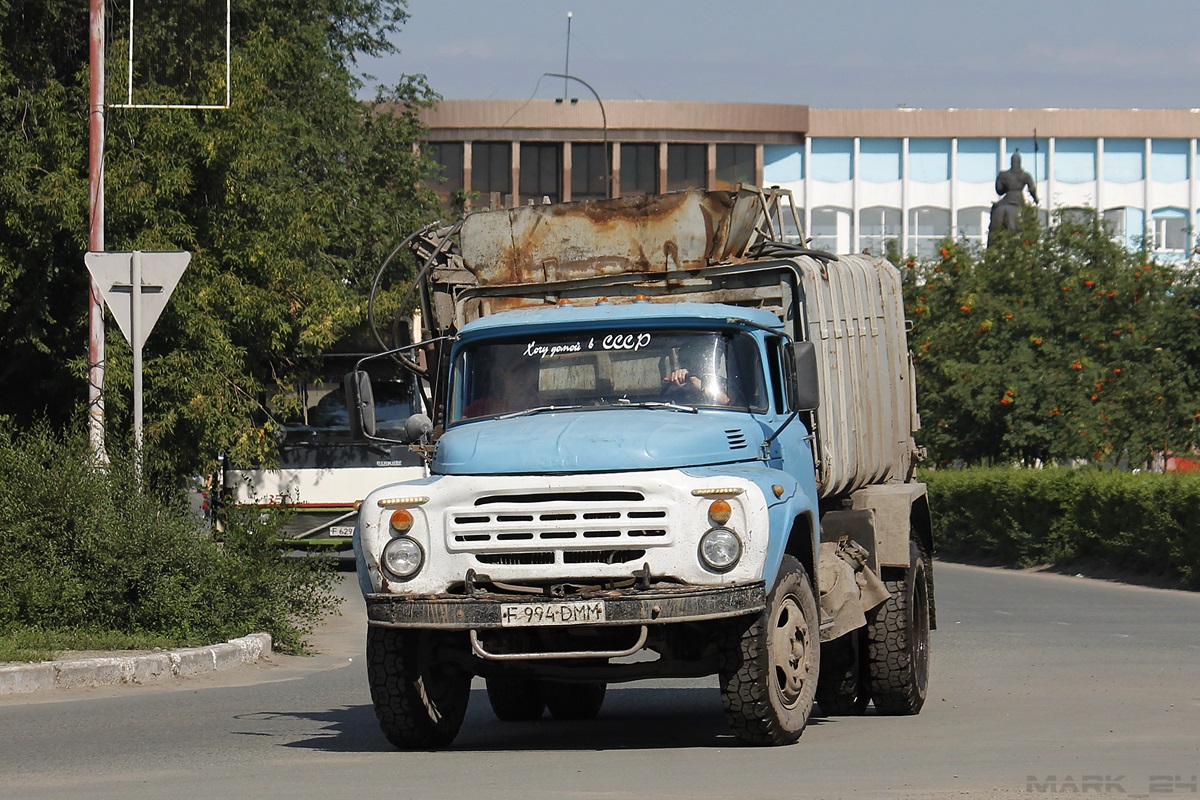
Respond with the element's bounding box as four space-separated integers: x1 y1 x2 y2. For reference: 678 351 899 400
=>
366 625 471 749
543 681 607 720
486 677 546 721
719 555 820 745
865 540 930 715
815 630 869 716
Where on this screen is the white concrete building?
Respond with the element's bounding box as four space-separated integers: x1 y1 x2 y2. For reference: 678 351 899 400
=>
417 101 1200 261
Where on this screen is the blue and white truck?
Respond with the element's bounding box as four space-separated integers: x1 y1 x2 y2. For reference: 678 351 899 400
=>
348 188 934 747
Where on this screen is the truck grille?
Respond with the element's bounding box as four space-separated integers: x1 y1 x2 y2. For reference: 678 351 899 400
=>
446 491 671 563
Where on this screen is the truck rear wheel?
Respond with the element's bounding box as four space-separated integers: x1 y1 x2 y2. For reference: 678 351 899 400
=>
865 540 930 715
815 630 869 715
543 681 607 720
486 677 546 721
719 555 819 745
366 625 471 749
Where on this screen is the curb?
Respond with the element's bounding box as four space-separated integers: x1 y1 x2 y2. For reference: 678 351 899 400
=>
0 633 272 696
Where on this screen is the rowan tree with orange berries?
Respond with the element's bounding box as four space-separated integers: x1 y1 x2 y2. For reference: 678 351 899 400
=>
902 208 1200 468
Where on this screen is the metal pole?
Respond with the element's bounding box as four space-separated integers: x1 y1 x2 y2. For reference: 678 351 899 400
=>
131 249 143 458
545 72 609 198
88 0 107 461
563 12 572 100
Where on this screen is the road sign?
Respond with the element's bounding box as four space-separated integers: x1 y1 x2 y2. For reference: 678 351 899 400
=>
84 250 190 348
84 250 191 459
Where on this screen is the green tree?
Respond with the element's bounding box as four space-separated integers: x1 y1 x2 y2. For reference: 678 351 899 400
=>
906 209 1200 468
0 0 442 487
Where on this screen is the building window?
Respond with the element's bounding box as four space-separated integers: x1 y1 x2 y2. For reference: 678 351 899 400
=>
957 139 1000 183
859 206 901 255
811 207 848 253
908 139 951 184
1054 139 1097 184
519 143 562 204
1104 139 1144 183
810 139 853 183
1151 139 1189 183
958 206 991 246
859 139 902 183
764 144 803 184
775 202 805 243
907 207 951 259
571 143 609 200
426 142 464 205
1151 208 1188 253
667 143 706 191
472 142 511 198
1104 207 1146 250
620 143 658 196
715 144 755 190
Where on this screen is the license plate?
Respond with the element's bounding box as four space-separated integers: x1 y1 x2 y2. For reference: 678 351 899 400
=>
329 526 355 538
499 601 606 628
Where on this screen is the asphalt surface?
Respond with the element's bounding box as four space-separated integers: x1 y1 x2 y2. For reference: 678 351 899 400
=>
0 562 1197 800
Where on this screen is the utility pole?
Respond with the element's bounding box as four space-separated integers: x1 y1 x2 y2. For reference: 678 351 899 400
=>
563 12 572 100
545 72 609 198
88 0 107 460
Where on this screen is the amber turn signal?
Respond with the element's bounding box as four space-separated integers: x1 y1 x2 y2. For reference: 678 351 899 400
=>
389 508 414 532
708 499 732 525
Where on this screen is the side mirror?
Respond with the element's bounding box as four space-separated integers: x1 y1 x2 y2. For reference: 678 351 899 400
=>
789 340 820 411
344 371 377 439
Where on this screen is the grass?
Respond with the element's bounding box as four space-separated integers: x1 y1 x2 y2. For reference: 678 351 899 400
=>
0 628 183 664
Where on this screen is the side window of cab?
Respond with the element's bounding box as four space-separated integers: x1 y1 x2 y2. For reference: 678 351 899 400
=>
765 337 790 414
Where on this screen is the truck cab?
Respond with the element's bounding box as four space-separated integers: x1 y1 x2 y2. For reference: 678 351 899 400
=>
351 188 933 748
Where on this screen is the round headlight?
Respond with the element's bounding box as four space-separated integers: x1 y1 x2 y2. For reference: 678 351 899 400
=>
699 527 742 572
382 536 424 579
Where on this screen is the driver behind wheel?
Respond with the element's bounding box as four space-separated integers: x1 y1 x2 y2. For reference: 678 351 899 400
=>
663 339 731 405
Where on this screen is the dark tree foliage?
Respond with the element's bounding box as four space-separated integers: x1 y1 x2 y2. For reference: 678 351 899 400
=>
905 209 1200 468
0 0 442 487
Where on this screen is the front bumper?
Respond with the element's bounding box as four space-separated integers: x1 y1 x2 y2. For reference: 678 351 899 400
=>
365 581 766 630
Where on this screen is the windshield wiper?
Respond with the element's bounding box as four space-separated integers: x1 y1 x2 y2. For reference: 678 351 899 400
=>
493 399 699 419
616 399 697 413
496 404 586 420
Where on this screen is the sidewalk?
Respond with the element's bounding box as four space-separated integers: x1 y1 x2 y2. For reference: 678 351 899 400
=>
0 633 272 696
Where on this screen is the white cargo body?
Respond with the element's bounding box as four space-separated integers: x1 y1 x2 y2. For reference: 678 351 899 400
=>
795 254 918 498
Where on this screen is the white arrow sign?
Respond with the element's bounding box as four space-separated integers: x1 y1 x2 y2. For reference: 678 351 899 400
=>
84 250 190 348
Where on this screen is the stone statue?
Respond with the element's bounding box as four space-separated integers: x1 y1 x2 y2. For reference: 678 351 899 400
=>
988 152 1038 244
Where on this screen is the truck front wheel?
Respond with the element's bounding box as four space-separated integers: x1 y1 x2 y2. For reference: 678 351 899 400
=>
865 540 930 714
719 555 819 745
366 625 471 748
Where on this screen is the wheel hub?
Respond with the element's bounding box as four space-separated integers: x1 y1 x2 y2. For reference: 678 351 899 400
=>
771 595 810 707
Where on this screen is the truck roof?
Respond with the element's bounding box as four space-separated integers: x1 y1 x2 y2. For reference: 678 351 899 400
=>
457 300 784 339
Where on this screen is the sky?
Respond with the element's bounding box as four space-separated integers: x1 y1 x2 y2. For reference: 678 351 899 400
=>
357 0 1200 109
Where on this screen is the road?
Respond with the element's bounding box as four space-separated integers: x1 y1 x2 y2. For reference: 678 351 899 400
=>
1 562 1197 800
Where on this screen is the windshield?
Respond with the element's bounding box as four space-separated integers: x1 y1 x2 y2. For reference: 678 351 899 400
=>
449 329 766 423
278 359 421 441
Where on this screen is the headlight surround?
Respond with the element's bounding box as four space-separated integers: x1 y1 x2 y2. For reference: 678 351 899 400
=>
382 536 424 579
698 527 742 573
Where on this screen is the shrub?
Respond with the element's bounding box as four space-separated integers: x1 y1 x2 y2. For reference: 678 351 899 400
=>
924 466 1200 588
0 419 337 655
